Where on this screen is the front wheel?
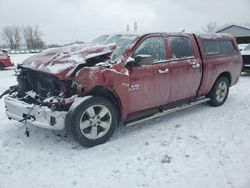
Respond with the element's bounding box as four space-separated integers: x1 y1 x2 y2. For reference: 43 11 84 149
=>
69 96 119 147
207 77 229 107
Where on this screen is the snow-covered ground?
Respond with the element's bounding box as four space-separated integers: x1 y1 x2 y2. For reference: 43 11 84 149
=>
10 53 35 66
0 54 250 188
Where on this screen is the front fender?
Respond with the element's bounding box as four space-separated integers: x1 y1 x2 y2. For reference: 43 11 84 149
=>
75 67 105 91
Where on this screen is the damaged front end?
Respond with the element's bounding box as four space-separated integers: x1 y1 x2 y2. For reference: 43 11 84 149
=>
4 67 78 130
5 95 68 130
3 43 116 130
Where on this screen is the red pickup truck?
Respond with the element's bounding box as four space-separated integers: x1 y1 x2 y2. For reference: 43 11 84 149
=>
3 33 242 147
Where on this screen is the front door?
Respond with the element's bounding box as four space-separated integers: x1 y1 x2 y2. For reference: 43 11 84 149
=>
127 35 171 114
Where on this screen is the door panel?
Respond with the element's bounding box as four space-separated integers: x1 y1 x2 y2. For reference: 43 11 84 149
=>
167 35 202 102
167 58 202 102
128 63 171 113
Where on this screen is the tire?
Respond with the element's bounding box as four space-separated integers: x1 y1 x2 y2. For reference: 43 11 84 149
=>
0 63 4 70
207 77 229 107
69 96 119 147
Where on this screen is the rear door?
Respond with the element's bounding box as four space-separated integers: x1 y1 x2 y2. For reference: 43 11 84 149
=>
167 34 203 102
127 35 171 114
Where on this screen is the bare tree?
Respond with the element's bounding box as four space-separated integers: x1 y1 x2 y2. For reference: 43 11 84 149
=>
2 26 21 49
22 25 33 49
23 25 44 49
2 27 14 49
13 27 21 49
202 22 217 33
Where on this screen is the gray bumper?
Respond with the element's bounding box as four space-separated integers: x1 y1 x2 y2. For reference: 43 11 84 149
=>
4 96 67 130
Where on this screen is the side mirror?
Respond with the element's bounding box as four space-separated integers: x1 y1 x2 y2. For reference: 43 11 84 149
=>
135 55 154 66
124 57 136 69
125 55 154 69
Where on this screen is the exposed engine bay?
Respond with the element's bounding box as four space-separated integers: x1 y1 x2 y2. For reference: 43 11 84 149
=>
2 43 116 116
17 67 76 98
12 61 112 112
11 71 75 112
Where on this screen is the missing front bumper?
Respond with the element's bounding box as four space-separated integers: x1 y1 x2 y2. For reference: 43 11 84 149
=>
4 96 67 130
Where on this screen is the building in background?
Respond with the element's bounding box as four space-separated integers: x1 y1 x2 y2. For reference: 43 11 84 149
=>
216 25 250 44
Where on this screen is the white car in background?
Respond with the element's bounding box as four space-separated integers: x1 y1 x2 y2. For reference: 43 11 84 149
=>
240 44 250 72
238 44 249 51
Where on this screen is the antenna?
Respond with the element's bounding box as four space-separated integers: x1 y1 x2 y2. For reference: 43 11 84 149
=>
71 28 77 43
134 22 138 32
126 24 130 32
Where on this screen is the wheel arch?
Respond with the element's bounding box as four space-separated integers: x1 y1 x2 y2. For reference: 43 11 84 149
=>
207 71 231 97
217 71 232 85
87 86 122 119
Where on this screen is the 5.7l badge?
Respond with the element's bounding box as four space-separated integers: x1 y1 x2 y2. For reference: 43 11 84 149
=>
122 83 140 92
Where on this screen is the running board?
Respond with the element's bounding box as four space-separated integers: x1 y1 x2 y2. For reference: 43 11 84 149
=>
126 98 210 127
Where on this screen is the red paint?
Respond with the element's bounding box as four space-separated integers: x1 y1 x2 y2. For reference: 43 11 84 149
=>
22 43 116 80
0 52 13 68
21 33 243 120
75 33 242 119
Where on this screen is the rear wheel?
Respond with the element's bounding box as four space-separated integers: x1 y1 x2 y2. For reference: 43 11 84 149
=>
207 77 229 107
69 96 118 147
0 63 4 70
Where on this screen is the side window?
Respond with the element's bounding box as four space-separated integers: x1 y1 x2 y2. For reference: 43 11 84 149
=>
203 39 236 56
169 36 193 59
132 37 166 63
203 40 221 55
220 40 236 54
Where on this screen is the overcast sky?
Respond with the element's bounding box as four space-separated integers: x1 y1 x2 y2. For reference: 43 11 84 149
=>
1 0 250 44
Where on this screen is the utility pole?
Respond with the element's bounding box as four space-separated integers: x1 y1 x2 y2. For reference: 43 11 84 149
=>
126 24 130 32
134 22 138 32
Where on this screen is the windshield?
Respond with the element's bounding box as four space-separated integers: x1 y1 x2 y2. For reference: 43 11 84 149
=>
92 34 137 62
92 35 110 44
103 34 137 62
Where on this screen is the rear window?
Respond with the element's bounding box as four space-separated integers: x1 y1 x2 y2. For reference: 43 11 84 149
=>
203 39 236 56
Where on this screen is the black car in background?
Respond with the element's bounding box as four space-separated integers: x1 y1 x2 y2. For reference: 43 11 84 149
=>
240 44 250 72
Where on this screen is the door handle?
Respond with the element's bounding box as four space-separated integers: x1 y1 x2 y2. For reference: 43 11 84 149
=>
191 62 200 69
158 68 169 74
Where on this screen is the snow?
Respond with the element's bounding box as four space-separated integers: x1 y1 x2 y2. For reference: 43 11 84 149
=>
45 62 76 74
85 49 113 59
10 53 34 65
18 44 116 75
1 55 250 188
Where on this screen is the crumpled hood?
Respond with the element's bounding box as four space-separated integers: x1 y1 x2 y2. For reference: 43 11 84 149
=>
22 43 116 79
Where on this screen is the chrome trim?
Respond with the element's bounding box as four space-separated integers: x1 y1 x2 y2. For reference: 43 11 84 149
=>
158 68 170 74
